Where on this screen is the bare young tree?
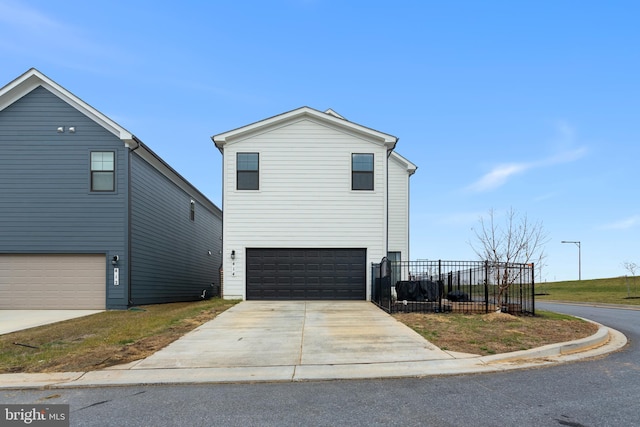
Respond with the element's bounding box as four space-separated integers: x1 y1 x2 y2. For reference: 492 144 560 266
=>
622 261 638 298
470 207 549 312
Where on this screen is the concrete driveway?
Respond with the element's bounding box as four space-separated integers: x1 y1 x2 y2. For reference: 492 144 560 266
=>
0 310 103 335
1 301 625 387
133 301 454 370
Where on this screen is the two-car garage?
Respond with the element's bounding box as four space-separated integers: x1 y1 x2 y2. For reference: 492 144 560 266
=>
246 248 366 300
0 254 106 310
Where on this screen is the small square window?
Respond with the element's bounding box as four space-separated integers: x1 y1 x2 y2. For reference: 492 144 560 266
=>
237 153 259 190
352 153 373 190
91 152 115 192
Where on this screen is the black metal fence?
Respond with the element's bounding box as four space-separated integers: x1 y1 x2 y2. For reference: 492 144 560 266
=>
371 259 535 315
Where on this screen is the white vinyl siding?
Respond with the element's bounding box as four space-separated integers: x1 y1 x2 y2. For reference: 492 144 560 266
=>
388 154 411 262
221 118 388 299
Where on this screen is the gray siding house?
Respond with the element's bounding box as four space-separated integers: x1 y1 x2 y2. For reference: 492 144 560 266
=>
0 69 222 310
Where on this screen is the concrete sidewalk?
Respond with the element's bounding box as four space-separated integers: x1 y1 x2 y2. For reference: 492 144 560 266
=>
0 301 628 389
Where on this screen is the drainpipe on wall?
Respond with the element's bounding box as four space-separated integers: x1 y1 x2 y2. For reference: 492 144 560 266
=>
385 148 393 259
127 138 142 307
220 147 225 298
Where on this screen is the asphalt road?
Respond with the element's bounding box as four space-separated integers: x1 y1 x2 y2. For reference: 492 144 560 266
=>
2 303 638 427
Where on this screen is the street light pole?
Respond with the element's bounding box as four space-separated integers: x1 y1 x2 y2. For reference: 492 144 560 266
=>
561 240 581 281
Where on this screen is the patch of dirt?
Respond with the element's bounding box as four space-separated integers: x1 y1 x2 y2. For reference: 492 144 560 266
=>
481 312 521 322
394 313 452 325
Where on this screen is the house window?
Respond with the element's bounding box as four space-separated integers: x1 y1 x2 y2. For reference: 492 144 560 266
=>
352 153 374 190
237 153 259 190
90 151 115 192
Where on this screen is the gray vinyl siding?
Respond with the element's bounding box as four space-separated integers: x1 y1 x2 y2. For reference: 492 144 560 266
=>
0 86 128 308
130 154 222 304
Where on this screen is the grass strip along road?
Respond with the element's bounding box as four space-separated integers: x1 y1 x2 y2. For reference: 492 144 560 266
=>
4 275 636 374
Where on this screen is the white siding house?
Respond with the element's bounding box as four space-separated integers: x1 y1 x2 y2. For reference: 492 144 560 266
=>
388 152 418 263
212 107 416 300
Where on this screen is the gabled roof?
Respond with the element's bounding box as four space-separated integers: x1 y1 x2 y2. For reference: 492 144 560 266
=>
0 68 220 214
0 68 136 147
212 106 398 151
390 151 418 176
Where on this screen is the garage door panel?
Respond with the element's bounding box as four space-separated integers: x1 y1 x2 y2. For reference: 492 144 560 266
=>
246 248 366 300
0 254 106 309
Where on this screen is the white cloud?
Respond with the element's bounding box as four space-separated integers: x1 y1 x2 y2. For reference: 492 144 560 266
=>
601 215 640 230
533 191 560 203
436 211 487 226
466 163 531 192
554 120 576 145
465 121 588 193
0 1 70 47
0 1 130 72
0 1 61 29
543 147 588 166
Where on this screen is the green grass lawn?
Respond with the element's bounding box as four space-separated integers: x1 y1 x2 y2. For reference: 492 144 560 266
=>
394 310 597 356
2 276 635 374
536 275 640 305
0 298 239 373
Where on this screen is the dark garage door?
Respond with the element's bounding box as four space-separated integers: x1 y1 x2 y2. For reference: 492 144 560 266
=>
246 248 366 300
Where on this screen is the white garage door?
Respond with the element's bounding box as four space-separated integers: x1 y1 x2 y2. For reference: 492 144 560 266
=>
0 254 106 309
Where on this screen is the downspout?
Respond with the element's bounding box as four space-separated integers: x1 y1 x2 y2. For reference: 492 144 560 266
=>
386 148 392 259
407 163 417 263
212 137 225 298
127 139 141 307
385 137 398 261
407 169 412 263
219 145 225 298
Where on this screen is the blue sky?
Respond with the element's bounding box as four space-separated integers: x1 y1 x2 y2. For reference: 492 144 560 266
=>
1 0 638 281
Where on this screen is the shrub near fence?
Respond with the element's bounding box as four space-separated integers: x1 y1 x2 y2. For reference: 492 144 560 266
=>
371 259 535 315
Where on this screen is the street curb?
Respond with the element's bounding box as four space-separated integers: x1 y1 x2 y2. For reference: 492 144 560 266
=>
0 322 627 389
479 319 612 364
538 300 640 311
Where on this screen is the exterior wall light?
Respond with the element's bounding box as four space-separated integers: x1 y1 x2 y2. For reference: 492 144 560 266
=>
231 250 236 260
